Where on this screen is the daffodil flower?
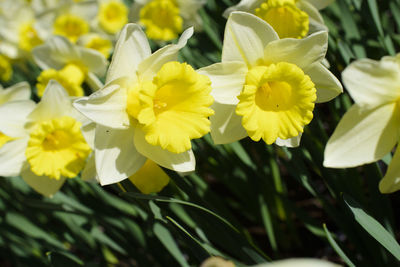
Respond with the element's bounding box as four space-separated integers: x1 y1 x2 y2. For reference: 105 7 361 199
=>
131 0 205 41
224 0 333 39
33 35 108 94
0 80 92 197
35 1 98 42
198 12 341 147
96 0 128 35
0 0 42 57
324 54 400 193
74 24 214 185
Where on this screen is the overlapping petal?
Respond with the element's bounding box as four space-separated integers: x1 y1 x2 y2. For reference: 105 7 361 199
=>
222 11 279 65
324 103 400 168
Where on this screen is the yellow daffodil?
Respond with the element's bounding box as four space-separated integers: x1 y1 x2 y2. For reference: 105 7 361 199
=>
0 81 92 197
324 54 400 194
198 12 341 147
74 24 214 185
0 0 42 57
97 0 128 34
35 1 98 43
131 0 205 41
224 0 332 39
32 36 108 94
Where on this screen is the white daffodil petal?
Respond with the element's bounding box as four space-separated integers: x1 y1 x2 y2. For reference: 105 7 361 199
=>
222 12 279 66
379 145 400 193
80 48 108 77
264 31 328 68
0 82 30 103
0 138 28 177
33 36 78 70
197 61 247 105
28 80 72 122
210 102 248 144
305 62 342 103
106 24 151 83
342 58 400 106
324 103 400 168
223 0 264 18
275 133 302 148
95 125 147 185
134 128 195 172
21 168 66 197
138 27 193 80
0 100 35 137
73 82 129 129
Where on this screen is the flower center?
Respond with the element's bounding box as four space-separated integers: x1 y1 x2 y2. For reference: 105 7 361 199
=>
255 0 309 39
36 63 86 97
98 1 128 34
53 14 89 43
236 62 316 144
25 116 91 179
139 0 183 41
18 22 43 52
133 61 214 153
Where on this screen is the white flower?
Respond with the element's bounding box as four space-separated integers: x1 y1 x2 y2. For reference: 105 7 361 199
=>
324 54 400 193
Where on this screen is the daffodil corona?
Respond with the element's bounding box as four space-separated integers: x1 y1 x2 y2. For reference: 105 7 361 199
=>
224 0 332 39
198 12 341 147
74 24 213 186
131 0 205 41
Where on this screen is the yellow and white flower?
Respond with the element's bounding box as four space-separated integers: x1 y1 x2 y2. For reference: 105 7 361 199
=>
324 54 400 194
131 0 205 41
198 12 341 147
35 1 98 43
74 23 214 185
224 0 333 39
0 0 42 57
0 81 92 196
33 35 108 95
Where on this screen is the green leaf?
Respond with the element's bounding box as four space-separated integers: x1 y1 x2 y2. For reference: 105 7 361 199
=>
153 222 190 267
344 195 400 260
323 224 355 267
47 251 84 266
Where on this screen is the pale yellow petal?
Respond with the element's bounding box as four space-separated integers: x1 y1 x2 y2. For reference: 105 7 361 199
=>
324 103 400 168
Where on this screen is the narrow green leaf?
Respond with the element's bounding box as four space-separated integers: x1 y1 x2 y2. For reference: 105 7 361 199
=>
122 192 239 233
367 0 383 36
153 222 190 267
344 195 400 260
323 224 356 267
